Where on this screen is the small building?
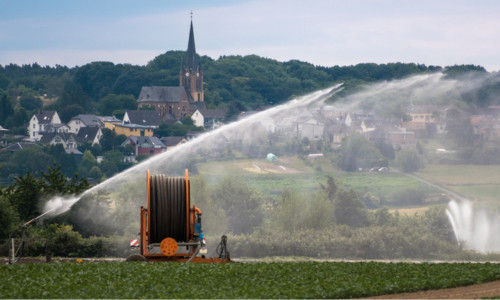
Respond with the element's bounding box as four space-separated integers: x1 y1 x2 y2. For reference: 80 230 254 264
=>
386 131 416 150
67 114 102 134
123 110 163 128
114 124 154 137
121 136 166 156
39 132 78 149
160 136 187 150
191 108 226 129
76 127 103 146
1 142 41 153
28 111 61 141
98 116 122 131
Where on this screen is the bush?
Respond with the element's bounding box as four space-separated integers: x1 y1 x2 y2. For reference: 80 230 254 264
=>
396 149 425 172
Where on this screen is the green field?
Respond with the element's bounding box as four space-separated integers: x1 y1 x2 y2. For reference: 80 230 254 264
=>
2 261 500 298
197 157 436 201
417 164 500 203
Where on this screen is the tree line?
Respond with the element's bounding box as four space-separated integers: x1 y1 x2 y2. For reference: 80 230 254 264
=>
2 52 494 133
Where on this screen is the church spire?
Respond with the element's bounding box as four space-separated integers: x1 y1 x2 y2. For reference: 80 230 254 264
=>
180 13 204 103
185 17 197 72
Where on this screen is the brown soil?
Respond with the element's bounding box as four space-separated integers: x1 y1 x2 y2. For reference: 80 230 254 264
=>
366 280 500 299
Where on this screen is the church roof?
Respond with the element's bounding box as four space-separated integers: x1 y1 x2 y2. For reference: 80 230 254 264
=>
137 86 188 104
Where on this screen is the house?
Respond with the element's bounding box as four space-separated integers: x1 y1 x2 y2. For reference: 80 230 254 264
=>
160 136 187 150
114 124 154 137
39 132 78 149
298 116 325 140
123 110 162 128
98 116 121 131
121 136 166 156
386 131 416 150
45 123 71 134
1 142 41 153
191 108 226 129
28 111 61 141
76 127 103 146
471 114 500 141
67 114 102 134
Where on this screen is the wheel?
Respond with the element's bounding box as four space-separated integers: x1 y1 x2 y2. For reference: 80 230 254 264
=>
125 254 147 262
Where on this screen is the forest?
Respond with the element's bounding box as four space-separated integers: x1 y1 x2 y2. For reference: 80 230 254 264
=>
1 51 492 135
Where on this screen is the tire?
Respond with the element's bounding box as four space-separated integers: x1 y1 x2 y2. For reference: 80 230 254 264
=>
125 254 147 262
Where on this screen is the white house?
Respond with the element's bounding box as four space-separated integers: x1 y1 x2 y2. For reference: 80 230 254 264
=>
28 111 61 141
191 108 226 129
67 114 102 134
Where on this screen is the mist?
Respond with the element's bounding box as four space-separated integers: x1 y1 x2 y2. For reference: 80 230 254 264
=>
43 70 500 259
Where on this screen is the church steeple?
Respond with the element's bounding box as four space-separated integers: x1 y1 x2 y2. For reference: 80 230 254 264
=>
185 20 197 72
180 15 204 103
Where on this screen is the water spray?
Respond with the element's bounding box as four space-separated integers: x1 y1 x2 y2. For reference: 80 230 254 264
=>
22 206 58 227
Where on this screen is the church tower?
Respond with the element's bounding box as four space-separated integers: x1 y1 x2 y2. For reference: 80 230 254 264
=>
180 18 204 102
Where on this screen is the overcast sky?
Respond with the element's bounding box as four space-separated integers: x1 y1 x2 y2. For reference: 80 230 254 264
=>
1 0 499 71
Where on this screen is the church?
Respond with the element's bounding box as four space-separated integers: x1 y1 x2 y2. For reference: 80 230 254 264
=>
137 19 206 120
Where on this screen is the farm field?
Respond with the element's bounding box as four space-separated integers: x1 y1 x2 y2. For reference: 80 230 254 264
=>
197 157 437 200
2 261 500 299
417 164 500 203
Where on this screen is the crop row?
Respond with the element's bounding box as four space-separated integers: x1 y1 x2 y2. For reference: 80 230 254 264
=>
2 261 500 298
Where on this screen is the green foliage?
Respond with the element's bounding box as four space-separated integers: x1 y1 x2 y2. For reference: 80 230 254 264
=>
99 94 137 116
338 133 387 171
19 95 42 111
2 261 500 298
154 121 203 137
78 150 98 178
58 80 92 121
0 192 20 240
11 172 43 220
211 177 264 234
0 93 14 126
98 128 127 153
334 189 369 227
396 149 425 173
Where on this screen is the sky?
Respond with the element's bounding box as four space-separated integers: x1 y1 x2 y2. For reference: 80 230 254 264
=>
1 0 499 71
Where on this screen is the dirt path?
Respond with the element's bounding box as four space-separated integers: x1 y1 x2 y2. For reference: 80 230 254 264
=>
367 280 500 299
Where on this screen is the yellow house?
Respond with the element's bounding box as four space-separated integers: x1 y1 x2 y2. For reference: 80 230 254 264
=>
114 124 154 137
409 112 435 123
98 116 122 131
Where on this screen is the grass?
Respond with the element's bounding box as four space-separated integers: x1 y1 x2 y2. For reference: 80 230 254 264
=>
196 157 438 201
417 164 500 203
2 261 500 299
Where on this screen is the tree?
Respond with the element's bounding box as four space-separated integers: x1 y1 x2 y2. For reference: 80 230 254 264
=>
334 189 369 227
11 172 43 220
58 81 91 122
100 128 127 152
19 95 42 111
99 94 137 116
396 149 425 173
211 178 264 234
0 192 20 240
78 150 98 178
0 93 14 126
338 133 387 171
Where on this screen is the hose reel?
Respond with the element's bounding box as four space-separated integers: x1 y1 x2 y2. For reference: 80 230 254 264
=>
149 174 189 244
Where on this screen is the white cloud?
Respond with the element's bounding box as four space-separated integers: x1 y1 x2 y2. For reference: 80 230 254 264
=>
1 0 499 71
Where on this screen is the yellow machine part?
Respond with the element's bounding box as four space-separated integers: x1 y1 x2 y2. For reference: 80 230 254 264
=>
160 238 178 256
